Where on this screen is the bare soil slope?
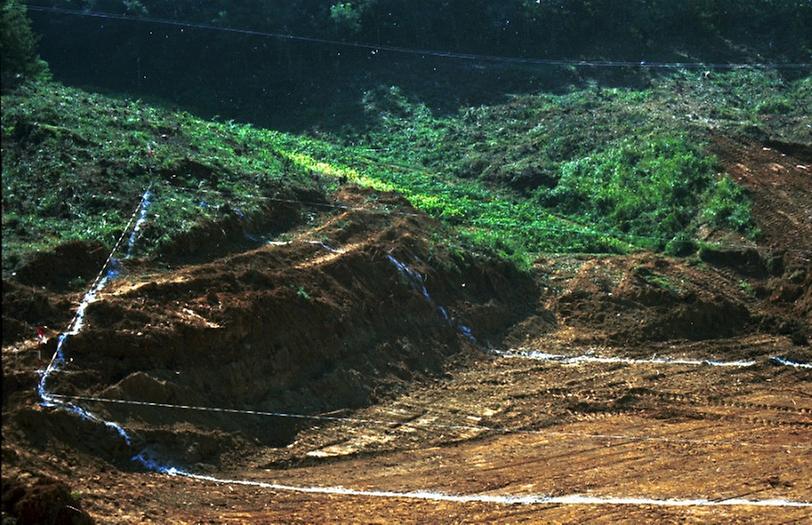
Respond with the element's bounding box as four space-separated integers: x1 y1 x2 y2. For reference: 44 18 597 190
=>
2 141 811 523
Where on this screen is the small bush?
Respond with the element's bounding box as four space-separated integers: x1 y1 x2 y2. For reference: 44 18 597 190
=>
330 2 362 34
701 176 755 234
665 233 698 257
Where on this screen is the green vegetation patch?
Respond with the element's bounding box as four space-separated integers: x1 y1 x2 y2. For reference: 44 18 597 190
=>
349 70 810 195
1 81 318 273
538 136 756 248
263 129 638 265
322 75 776 258
326 69 812 259
5 69 787 274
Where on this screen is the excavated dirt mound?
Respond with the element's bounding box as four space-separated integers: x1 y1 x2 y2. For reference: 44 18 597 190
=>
526 255 757 344
153 186 325 264
1 281 74 345
13 240 108 291
3 188 537 469
711 137 812 258
711 137 812 327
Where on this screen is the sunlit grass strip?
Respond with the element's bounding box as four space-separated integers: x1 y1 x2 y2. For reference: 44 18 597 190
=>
264 132 643 257
279 150 395 193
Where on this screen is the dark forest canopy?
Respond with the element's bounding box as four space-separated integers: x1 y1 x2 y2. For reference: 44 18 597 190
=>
21 1 812 129
33 0 812 61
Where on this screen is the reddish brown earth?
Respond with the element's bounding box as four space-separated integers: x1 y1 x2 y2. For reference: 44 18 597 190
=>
2 143 811 523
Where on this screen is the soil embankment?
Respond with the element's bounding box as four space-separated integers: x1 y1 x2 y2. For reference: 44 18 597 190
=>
2 138 811 523
3 188 536 472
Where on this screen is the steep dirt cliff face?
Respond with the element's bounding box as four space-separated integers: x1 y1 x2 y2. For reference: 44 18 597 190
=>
2 140 811 523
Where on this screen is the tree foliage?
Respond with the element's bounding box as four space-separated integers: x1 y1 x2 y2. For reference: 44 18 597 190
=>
46 0 812 60
26 1 811 128
1 0 48 90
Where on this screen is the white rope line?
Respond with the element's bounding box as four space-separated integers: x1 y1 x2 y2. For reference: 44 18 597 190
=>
49 394 812 450
40 187 153 379
771 357 812 370
126 189 153 257
495 349 812 370
170 471 812 508
26 5 812 70
266 239 344 254
495 349 756 368
37 187 153 452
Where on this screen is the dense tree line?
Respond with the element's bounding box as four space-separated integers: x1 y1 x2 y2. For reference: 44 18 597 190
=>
16 1 812 127
39 0 812 60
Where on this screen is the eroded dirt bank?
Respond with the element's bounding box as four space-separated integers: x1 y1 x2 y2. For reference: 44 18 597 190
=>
2 141 812 523
2 187 537 494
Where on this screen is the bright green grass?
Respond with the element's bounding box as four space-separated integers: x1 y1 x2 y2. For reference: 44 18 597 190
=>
539 136 757 244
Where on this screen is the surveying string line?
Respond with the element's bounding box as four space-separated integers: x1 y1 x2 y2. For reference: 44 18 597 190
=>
495 349 812 370
170 471 812 508
49 394 812 450
40 186 153 379
100 446 812 509
33 185 177 472
496 349 760 368
126 188 154 257
25 5 812 70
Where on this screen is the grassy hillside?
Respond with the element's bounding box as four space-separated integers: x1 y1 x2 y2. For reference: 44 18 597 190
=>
3 70 808 273
0 82 320 273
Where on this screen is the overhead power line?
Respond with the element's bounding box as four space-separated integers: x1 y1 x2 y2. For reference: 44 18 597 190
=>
26 5 812 70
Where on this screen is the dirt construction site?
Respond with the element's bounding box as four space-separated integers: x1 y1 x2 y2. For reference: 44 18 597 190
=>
2 137 811 523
